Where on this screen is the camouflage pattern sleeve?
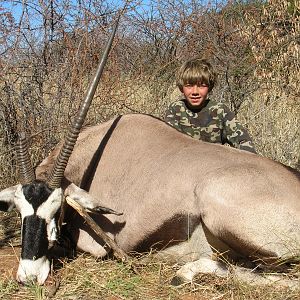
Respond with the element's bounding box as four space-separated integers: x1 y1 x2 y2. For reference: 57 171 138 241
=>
164 102 182 132
221 104 257 154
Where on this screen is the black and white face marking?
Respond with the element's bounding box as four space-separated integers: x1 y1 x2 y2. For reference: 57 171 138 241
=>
0 184 18 211
14 180 62 284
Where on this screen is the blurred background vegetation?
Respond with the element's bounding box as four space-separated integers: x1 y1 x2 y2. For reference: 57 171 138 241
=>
0 0 299 189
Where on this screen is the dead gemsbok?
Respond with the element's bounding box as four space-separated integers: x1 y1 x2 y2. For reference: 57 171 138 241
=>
1 22 300 286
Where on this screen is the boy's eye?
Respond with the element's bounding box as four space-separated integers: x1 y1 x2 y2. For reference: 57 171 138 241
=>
184 83 208 88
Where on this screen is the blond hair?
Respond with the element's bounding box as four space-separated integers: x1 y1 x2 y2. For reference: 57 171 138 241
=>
176 58 216 92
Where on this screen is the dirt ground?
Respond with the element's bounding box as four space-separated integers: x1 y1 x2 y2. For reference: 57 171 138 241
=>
0 246 20 280
0 210 20 284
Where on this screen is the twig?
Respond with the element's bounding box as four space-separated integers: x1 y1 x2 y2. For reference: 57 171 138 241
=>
65 196 130 263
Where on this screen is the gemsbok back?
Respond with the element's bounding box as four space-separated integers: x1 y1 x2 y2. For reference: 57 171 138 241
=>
0 21 300 286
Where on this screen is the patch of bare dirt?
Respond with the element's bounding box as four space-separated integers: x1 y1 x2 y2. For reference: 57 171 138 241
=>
0 246 20 280
0 209 21 281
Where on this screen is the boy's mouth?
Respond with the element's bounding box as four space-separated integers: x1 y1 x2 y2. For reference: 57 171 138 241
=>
190 97 201 103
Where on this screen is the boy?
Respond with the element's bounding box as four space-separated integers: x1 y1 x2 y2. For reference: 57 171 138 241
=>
165 58 256 153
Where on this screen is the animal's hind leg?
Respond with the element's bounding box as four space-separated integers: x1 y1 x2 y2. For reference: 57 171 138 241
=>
172 256 228 285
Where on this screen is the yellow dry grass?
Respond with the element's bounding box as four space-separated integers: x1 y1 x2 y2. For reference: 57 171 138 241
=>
0 210 299 300
1 248 300 300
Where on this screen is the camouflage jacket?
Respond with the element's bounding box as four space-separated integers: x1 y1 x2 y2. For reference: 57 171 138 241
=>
164 99 256 153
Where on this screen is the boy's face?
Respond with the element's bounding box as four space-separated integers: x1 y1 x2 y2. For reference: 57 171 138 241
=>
182 83 209 108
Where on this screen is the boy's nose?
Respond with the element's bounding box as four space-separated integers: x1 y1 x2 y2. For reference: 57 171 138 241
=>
191 85 199 94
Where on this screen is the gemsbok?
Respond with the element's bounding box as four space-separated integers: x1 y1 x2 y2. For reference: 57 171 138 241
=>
0 19 300 286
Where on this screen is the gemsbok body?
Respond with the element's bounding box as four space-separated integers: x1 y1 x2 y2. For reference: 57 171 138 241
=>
0 17 300 286
39 114 300 282
2 112 300 285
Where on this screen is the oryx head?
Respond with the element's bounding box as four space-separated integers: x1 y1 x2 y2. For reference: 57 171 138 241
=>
0 18 119 285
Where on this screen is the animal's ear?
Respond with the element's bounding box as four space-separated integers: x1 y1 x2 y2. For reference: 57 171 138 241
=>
64 183 123 216
0 184 20 212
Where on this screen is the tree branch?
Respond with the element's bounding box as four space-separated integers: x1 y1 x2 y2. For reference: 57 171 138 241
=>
65 196 130 263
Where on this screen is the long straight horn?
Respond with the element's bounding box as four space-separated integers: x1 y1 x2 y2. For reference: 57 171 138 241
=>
47 17 120 189
17 132 36 184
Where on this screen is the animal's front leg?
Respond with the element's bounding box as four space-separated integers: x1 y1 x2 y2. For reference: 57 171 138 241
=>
64 183 122 215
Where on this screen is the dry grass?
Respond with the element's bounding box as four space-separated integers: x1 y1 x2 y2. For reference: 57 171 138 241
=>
238 90 300 169
0 210 300 300
1 250 300 300
0 211 21 247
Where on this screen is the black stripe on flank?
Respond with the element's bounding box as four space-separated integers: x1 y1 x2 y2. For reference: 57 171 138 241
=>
21 215 49 260
80 115 122 191
22 180 54 212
